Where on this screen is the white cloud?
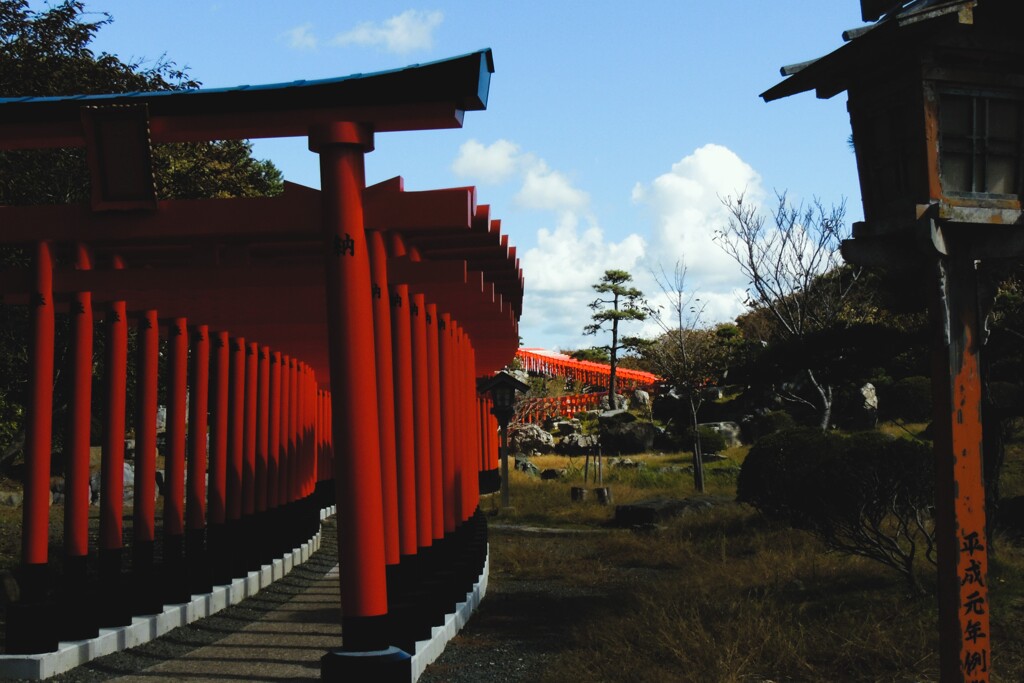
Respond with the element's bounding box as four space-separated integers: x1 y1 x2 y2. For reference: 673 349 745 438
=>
520 213 646 350
283 23 318 50
633 143 765 323
452 139 520 185
333 10 443 54
515 160 589 212
453 138 588 213
451 141 768 350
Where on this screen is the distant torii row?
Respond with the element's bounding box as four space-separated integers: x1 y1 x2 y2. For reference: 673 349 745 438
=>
516 348 660 392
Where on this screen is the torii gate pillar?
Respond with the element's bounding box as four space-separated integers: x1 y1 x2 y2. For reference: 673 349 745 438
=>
311 123 412 679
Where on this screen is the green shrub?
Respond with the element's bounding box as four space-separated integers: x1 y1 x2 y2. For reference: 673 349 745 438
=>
683 425 728 455
741 410 796 442
738 428 935 593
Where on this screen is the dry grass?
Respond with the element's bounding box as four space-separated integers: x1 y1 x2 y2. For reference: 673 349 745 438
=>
484 447 1024 682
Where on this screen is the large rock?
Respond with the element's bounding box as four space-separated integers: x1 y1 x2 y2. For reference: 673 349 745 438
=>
556 433 599 456
509 423 555 455
514 455 540 475
552 419 583 436
600 419 658 455
89 463 137 504
699 421 742 448
598 409 636 425
854 382 879 429
599 393 629 411
631 389 651 409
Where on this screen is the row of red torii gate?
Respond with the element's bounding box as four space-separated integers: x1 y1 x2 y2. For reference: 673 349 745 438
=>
0 50 516 680
515 348 661 423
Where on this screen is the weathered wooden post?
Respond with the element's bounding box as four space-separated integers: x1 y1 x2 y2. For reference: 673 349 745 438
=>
762 2 1024 679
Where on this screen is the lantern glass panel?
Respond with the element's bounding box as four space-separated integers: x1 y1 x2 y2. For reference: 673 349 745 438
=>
939 92 1023 197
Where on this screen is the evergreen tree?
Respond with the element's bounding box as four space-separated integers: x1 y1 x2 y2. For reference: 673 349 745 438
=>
583 269 647 410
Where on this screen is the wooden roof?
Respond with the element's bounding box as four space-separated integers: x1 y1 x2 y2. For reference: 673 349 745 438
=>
0 49 494 149
761 1 981 102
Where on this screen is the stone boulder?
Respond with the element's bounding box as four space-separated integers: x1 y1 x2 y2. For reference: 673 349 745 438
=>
89 462 136 504
852 382 879 429
599 393 629 411
598 409 637 425
514 455 540 475
552 419 583 436
509 423 555 455
699 421 742 448
556 433 599 456
600 419 658 455
631 389 651 410
0 490 22 507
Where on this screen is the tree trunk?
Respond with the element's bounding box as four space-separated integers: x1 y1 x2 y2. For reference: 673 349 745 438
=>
806 368 833 431
609 317 618 410
690 400 705 493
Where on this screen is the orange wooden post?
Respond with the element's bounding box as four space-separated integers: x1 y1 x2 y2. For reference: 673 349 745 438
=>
288 356 299 508
266 350 282 561
410 291 434 552
99 255 129 626
269 351 282 513
462 331 480 518
932 254 992 682
242 341 259 569
279 354 291 527
132 308 161 614
389 255 419 558
10 241 57 653
255 346 270 518
227 336 246 534
60 243 96 639
368 230 400 568
454 326 470 523
425 302 444 545
163 317 189 603
186 324 211 595
312 123 394 663
438 313 457 535
208 331 230 581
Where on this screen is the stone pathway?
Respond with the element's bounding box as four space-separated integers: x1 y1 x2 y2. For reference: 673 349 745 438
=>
108 567 341 682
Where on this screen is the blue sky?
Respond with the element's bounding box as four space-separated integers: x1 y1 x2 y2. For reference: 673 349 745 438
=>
56 1 866 351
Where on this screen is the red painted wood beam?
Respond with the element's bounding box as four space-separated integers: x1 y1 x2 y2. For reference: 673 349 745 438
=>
364 178 475 233
0 182 320 244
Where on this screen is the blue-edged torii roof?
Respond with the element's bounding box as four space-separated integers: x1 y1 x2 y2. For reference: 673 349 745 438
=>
0 48 494 149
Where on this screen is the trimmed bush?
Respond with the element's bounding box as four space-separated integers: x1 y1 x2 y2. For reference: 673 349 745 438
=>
740 410 796 443
683 425 728 455
738 428 935 593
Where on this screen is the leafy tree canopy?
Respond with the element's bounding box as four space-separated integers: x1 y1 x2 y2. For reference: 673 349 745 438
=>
0 0 282 206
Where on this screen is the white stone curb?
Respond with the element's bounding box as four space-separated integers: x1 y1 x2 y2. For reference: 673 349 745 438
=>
0 504 337 681
410 545 490 682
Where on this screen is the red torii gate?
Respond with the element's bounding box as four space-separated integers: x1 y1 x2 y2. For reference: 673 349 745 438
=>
517 347 660 392
0 49 519 681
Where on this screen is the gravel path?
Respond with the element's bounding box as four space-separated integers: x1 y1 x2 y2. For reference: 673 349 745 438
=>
418 577 600 683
